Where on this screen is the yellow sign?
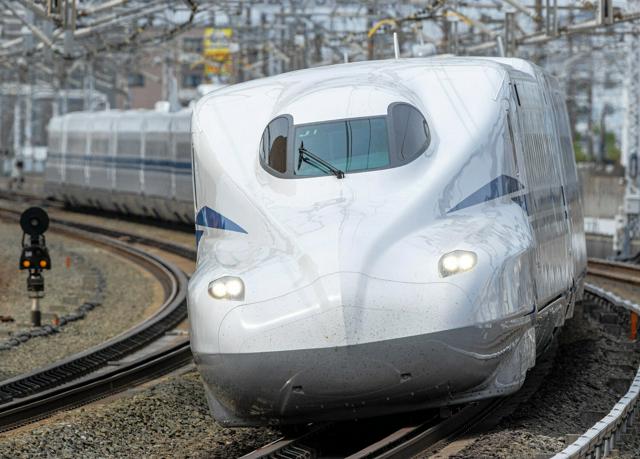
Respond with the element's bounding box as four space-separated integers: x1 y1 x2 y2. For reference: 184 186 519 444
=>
204 28 233 76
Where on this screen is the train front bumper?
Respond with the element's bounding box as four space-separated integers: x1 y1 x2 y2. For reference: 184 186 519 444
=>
193 320 534 426
189 272 535 426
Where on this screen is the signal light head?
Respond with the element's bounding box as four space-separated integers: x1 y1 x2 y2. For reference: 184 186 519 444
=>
22 260 31 268
20 207 49 236
39 260 47 268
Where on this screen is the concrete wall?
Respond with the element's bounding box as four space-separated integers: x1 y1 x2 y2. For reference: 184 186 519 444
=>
578 163 625 219
586 234 640 259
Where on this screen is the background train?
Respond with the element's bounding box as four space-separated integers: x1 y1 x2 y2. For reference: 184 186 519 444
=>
187 56 587 426
44 108 194 223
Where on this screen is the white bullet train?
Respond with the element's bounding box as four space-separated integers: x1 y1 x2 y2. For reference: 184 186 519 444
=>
188 57 587 426
45 109 193 223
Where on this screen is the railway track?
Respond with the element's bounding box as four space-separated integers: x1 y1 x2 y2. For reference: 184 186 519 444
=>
0 205 195 432
241 345 559 459
2 194 639 458
586 259 640 285
240 399 505 459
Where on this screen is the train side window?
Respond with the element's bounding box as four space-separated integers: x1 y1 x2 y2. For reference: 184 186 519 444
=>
117 134 140 156
389 103 430 163
176 138 191 160
146 137 169 158
49 132 62 154
512 84 522 106
91 133 109 155
260 116 289 174
68 132 86 155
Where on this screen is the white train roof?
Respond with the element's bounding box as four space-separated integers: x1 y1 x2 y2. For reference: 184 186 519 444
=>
192 57 541 183
48 108 192 132
194 57 538 128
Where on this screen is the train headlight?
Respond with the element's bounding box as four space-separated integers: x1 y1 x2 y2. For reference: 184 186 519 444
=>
439 251 477 277
208 276 245 301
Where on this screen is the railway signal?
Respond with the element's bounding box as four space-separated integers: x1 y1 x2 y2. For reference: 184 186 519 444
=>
19 207 51 327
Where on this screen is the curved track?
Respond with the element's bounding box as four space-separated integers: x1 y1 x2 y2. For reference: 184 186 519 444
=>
552 259 640 459
586 259 640 285
0 205 195 432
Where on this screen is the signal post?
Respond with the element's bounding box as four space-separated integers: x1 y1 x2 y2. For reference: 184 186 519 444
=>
18 207 51 327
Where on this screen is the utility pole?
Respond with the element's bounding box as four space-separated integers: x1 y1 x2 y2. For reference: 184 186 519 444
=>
367 3 376 60
566 6 577 143
0 86 3 158
280 4 286 72
13 85 22 160
24 70 33 161
587 59 594 160
448 11 459 54
504 11 516 57
260 13 267 77
83 60 94 111
533 0 543 64
599 106 608 163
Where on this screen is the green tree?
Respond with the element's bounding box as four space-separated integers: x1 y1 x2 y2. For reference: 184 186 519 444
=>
574 132 587 162
604 132 621 163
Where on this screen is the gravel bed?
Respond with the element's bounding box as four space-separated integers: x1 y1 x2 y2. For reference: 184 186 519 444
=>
451 292 640 459
0 370 280 458
0 218 160 381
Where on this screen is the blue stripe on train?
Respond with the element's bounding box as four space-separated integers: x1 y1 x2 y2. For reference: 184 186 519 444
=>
195 206 247 235
47 153 192 171
447 175 525 214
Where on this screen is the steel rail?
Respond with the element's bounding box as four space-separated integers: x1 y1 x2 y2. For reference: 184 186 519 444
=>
587 259 640 285
0 342 193 432
347 398 503 459
0 207 194 431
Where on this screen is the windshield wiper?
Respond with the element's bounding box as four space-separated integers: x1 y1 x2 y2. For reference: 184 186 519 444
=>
298 143 345 179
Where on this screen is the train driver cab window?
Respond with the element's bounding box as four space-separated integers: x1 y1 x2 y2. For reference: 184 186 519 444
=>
259 104 429 178
390 103 430 162
293 117 390 177
260 116 289 174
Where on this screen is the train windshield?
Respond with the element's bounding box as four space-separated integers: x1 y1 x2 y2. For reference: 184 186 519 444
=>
293 117 390 177
259 104 430 178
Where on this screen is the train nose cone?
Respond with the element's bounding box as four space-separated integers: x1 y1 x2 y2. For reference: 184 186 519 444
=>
285 356 400 397
190 273 497 426
196 342 410 426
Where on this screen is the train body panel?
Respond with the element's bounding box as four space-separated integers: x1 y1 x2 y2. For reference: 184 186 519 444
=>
171 114 195 222
188 57 586 426
44 108 193 223
45 116 64 196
